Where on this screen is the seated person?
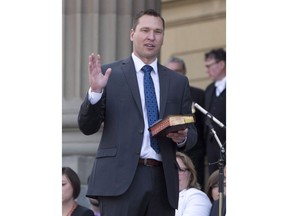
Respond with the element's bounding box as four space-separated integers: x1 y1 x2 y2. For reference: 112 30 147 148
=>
62 167 94 216
209 196 226 216
205 167 226 216
175 152 211 216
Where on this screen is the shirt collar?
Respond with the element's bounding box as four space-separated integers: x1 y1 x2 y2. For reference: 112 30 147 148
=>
215 76 226 89
179 188 188 196
132 53 158 74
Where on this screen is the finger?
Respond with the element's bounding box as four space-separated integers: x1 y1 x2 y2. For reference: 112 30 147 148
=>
104 68 112 79
96 54 102 74
89 53 96 74
178 128 188 135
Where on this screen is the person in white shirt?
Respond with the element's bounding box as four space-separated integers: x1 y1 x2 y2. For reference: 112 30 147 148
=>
175 152 211 216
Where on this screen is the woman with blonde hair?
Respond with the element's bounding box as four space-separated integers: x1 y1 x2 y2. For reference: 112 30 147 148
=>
175 152 211 216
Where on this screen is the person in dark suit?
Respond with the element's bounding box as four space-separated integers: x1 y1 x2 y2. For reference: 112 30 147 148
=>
165 56 206 190
62 167 95 216
204 48 226 175
209 196 226 216
78 9 198 216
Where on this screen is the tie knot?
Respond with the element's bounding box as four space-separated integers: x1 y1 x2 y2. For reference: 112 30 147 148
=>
142 65 153 74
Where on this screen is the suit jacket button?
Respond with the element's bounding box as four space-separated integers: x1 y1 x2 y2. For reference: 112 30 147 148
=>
138 129 144 134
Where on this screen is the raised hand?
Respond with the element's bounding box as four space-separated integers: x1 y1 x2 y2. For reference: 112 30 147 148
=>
88 53 112 93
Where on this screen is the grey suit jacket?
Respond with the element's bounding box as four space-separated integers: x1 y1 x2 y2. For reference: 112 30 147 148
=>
78 57 198 209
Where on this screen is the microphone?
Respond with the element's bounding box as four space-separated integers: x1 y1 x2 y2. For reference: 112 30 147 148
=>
193 103 226 129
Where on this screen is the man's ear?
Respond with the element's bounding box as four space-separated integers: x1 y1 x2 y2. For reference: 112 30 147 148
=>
130 29 134 42
219 60 225 70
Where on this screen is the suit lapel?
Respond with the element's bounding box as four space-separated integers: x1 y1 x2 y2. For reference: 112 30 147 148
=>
158 64 169 119
205 84 215 110
121 60 170 120
121 57 143 117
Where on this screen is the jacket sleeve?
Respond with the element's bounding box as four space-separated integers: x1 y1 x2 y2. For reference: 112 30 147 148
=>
78 92 105 135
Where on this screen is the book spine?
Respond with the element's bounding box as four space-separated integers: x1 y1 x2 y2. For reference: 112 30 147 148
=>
151 118 170 136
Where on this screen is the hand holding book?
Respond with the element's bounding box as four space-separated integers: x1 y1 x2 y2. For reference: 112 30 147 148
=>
148 115 195 137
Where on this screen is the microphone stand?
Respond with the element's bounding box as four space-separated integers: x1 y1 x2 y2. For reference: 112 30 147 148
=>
206 118 225 216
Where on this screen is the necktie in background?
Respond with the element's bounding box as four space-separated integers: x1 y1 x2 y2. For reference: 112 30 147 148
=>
142 65 160 153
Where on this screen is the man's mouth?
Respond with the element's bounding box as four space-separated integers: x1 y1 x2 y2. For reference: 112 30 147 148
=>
145 44 155 48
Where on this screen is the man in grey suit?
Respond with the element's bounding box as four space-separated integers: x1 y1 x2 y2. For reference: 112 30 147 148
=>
78 9 197 216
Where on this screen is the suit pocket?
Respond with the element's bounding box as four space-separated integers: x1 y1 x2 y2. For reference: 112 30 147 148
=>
96 148 117 158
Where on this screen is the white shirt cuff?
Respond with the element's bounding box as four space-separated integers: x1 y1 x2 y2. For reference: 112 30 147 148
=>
177 137 187 148
88 87 103 105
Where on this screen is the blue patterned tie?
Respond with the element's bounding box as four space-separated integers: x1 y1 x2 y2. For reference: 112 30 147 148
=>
142 65 160 153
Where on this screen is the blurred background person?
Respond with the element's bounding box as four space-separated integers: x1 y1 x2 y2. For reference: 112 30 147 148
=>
206 169 220 203
175 151 211 216
62 167 94 216
203 49 226 175
205 167 226 216
166 56 206 189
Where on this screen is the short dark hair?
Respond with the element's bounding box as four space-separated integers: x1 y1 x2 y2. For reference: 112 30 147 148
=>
62 167 81 199
132 9 165 31
205 48 226 64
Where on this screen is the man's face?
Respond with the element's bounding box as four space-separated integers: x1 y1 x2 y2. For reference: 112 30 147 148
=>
130 15 164 64
205 57 225 81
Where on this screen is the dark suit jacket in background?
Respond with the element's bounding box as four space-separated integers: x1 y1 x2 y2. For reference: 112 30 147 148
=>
78 57 198 209
209 196 226 216
183 86 206 188
204 82 226 174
